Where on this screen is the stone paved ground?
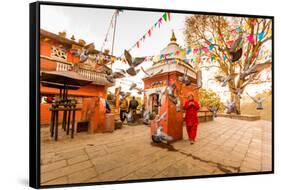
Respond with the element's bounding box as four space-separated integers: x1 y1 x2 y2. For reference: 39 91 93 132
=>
40 117 272 186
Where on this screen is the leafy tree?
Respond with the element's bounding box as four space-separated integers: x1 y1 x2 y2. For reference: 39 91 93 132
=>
184 15 272 114
198 89 224 112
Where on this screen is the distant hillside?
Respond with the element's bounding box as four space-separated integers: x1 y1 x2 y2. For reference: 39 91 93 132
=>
240 92 272 121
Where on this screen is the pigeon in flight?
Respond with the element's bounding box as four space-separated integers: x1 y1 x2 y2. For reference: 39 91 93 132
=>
151 112 173 143
70 43 96 63
178 69 192 86
225 101 239 114
229 34 243 62
125 110 134 123
167 84 181 112
229 88 243 99
215 74 237 87
143 110 151 125
129 82 145 94
246 92 265 110
103 66 126 83
155 88 166 106
124 50 145 76
135 88 145 95
141 67 163 78
194 70 202 89
105 70 126 83
167 83 177 104
129 82 137 90
208 105 219 117
240 61 271 80
120 91 131 100
229 34 243 53
175 96 181 112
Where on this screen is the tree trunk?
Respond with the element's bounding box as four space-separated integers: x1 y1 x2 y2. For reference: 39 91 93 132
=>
231 93 241 115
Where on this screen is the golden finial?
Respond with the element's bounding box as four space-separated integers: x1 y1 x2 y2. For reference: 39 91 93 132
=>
170 30 177 42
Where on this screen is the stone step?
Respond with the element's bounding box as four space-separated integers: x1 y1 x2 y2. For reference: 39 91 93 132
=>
217 113 261 121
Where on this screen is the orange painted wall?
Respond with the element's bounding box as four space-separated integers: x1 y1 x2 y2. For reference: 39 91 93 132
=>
39 37 107 129
40 103 82 126
145 71 199 142
40 84 106 98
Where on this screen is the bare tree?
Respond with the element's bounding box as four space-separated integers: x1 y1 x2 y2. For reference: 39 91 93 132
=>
184 15 272 114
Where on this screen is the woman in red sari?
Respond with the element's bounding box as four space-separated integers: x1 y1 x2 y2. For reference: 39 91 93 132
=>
183 93 200 144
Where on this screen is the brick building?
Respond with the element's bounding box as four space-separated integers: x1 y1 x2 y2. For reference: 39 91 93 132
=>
40 29 113 132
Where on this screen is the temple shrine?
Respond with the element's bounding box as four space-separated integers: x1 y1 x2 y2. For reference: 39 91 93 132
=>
40 29 114 133
143 31 199 141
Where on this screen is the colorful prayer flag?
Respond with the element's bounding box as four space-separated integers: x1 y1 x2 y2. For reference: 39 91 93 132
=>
162 12 168 22
258 31 265 41
193 48 198 54
186 48 191 54
148 29 151 37
158 18 162 28
247 34 255 43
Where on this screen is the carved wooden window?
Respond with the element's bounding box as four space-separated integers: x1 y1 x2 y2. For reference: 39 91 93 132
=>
51 46 67 60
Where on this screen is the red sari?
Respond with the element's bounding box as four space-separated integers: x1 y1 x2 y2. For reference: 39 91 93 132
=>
184 99 200 141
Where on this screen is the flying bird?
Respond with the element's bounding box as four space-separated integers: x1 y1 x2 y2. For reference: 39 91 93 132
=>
125 110 134 123
208 105 219 117
229 34 243 53
156 88 166 106
246 92 265 110
240 61 271 79
124 50 145 76
135 88 145 95
105 70 126 83
141 67 163 78
229 34 243 62
129 82 145 94
143 110 151 125
229 88 243 99
129 82 137 90
103 66 126 83
115 68 127 75
225 101 239 114
70 43 96 63
167 83 177 104
151 112 173 143
215 74 237 87
79 50 89 63
194 70 202 89
175 96 181 112
178 69 192 86
120 91 131 100
230 48 243 62
229 82 247 99
167 84 181 111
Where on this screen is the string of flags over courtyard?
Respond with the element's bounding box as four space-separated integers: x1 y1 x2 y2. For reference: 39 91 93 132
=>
88 12 272 70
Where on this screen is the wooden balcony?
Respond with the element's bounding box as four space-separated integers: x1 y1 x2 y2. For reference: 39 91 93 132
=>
40 55 113 86
55 62 112 86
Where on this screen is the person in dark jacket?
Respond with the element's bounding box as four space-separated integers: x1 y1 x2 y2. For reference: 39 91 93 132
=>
129 96 139 122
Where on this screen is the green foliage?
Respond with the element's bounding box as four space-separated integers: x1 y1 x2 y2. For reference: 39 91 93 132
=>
198 88 224 112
